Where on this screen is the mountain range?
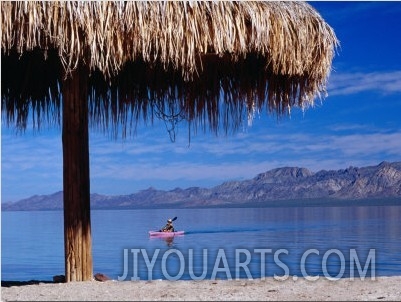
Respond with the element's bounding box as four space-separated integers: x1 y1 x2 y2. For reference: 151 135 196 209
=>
2 161 401 211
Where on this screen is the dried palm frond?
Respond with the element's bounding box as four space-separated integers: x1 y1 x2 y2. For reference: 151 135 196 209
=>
1 1 339 136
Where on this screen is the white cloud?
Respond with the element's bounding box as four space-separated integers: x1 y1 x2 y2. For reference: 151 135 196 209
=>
329 71 401 96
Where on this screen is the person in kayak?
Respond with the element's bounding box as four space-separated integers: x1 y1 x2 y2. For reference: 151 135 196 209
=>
161 218 175 232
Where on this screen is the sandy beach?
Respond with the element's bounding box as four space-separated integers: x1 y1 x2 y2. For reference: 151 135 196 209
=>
2 276 401 301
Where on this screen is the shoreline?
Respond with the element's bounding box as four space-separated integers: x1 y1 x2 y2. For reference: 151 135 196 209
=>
3 197 401 212
2 276 401 301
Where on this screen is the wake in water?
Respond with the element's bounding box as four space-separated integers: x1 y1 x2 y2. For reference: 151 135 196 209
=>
185 227 268 235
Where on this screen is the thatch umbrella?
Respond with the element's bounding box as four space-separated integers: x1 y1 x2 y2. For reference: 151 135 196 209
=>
1 1 338 282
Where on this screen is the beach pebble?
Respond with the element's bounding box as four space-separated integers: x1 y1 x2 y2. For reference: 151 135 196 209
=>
94 273 111 282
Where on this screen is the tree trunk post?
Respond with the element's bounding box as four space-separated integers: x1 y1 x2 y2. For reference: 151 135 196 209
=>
62 65 93 282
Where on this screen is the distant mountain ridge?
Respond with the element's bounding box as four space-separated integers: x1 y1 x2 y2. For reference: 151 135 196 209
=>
2 161 401 211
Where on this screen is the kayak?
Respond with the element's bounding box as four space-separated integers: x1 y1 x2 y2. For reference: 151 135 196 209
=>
149 230 185 237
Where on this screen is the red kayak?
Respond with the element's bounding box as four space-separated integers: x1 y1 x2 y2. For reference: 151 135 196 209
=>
148 230 185 237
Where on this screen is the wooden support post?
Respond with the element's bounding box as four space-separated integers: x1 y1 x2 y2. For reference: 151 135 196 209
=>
62 65 93 282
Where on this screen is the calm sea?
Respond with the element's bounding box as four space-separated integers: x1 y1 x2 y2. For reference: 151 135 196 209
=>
2 205 401 281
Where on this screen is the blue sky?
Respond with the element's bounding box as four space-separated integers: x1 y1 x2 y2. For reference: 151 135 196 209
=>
2 2 401 203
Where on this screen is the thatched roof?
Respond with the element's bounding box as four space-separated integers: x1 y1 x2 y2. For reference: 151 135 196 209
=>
1 1 339 135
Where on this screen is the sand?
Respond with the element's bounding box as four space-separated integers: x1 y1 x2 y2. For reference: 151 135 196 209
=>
2 276 401 301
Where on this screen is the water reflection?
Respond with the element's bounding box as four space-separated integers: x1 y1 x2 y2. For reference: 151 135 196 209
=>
149 235 184 247
164 236 174 247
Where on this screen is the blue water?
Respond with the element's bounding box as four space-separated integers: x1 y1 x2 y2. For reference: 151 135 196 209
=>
2 206 401 281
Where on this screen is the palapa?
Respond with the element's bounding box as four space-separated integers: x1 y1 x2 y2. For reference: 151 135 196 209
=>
1 1 339 282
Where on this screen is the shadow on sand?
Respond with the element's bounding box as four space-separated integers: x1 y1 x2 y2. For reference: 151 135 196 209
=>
1 280 56 287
